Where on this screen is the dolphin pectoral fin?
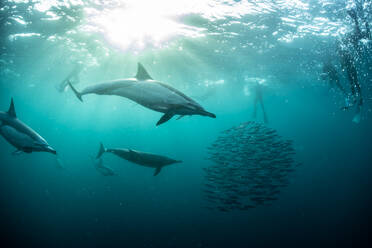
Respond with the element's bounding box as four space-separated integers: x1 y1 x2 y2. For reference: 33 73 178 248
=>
12 150 23 156
156 112 175 126
154 167 162 176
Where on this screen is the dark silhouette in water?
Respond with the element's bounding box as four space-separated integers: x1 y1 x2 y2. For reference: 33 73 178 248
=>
57 64 83 92
321 61 346 95
334 5 371 123
252 83 268 123
96 143 182 176
338 47 363 123
346 9 371 54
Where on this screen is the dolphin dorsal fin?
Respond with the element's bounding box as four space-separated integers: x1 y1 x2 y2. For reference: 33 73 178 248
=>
135 63 153 81
7 98 17 118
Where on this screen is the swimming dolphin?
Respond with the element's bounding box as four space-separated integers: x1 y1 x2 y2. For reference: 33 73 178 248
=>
0 98 56 154
68 63 216 125
92 157 116 176
96 143 181 176
57 63 83 92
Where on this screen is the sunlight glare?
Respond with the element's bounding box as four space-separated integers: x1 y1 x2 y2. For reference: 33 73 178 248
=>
89 0 206 51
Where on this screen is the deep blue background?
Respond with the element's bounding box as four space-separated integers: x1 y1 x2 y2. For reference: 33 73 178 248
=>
1 85 371 248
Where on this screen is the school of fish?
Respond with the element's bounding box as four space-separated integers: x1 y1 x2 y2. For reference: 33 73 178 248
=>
204 121 301 211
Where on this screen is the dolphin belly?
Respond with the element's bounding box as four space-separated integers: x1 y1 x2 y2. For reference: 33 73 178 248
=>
0 125 36 151
114 151 161 168
109 149 176 168
113 82 190 113
127 154 163 167
126 150 179 167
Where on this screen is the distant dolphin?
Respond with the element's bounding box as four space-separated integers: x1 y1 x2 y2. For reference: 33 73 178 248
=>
57 64 83 92
0 98 56 154
68 63 216 125
252 82 268 124
96 143 181 176
92 157 116 176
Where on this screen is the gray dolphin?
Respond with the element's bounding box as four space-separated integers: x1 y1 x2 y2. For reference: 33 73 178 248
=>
57 63 83 92
92 157 116 176
96 143 181 176
68 63 216 125
0 98 56 154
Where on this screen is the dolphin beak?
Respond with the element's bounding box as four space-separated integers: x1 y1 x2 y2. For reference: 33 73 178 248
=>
200 110 216 118
46 146 57 155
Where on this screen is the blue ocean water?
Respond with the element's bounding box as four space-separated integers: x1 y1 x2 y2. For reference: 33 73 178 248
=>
0 0 371 247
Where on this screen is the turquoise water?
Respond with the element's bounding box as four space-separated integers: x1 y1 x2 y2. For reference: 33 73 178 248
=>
0 0 371 247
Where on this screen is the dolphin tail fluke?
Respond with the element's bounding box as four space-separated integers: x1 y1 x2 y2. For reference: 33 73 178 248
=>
154 167 162 176
96 142 107 158
68 81 83 102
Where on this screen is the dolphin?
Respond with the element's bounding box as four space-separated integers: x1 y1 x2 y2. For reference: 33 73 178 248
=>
92 157 116 176
68 63 216 125
96 143 181 176
57 64 83 92
0 98 56 154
